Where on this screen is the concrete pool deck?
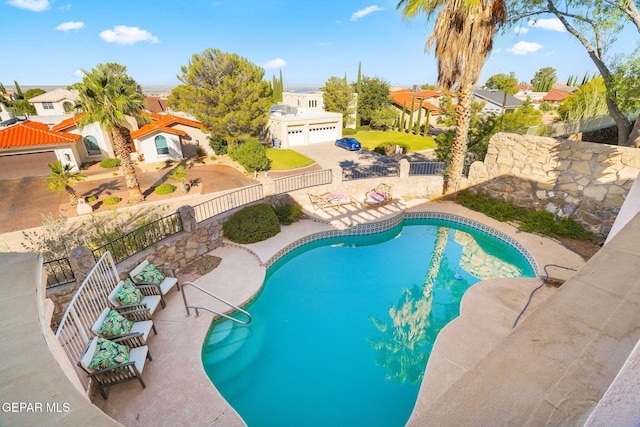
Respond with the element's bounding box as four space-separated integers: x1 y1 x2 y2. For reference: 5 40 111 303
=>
94 199 589 426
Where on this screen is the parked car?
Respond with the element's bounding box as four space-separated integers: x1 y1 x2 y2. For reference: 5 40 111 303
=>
335 137 361 151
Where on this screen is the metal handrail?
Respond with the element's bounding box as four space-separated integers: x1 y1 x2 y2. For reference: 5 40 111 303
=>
180 281 252 325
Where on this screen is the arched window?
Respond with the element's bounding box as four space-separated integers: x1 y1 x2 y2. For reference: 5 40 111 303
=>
63 101 74 113
155 135 169 155
83 135 101 156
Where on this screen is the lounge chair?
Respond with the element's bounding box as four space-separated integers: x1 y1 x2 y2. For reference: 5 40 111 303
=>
128 260 179 308
363 183 392 208
91 307 156 348
108 279 162 317
308 192 356 211
78 335 152 399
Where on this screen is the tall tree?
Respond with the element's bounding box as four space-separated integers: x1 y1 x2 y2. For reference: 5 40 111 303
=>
353 76 390 127
46 160 86 206
76 63 147 202
13 80 24 99
485 71 519 127
531 67 556 92
169 49 272 143
356 62 362 126
321 76 355 127
0 82 6 94
508 0 640 146
398 0 507 193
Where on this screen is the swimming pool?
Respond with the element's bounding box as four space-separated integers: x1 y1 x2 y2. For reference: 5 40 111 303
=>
202 217 536 427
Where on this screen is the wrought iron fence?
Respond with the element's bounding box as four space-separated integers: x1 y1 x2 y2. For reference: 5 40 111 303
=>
55 252 120 392
273 169 332 194
342 163 400 181
91 212 183 264
193 184 265 223
408 161 446 176
43 257 75 288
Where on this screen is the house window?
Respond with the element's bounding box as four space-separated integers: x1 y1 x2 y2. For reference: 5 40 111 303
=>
63 101 74 113
42 102 54 109
308 100 317 108
155 135 169 155
83 136 101 156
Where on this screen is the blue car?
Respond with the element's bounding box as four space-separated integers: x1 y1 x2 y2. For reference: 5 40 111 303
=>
335 137 361 151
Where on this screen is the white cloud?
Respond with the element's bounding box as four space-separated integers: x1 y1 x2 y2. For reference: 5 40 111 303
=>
99 25 160 45
350 5 383 22
264 58 287 69
528 18 565 32
507 41 544 55
58 3 71 10
514 27 529 34
56 21 84 32
8 0 50 12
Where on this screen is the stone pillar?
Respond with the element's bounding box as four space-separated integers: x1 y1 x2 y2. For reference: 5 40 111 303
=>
399 158 410 178
68 246 97 284
178 205 197 233
332 166 343 184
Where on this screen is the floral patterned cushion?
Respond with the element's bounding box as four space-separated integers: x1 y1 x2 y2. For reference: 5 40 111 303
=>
88 337 130 371
115 279 143 305
133 263 165 284
98 309 134 338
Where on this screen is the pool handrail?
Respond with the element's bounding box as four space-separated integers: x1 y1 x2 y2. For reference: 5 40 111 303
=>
180 281 252 325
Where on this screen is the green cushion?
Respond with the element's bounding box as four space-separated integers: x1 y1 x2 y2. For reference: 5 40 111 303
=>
115 279 143 305
134 263 165 284
88 337 130 370
98 309 134 337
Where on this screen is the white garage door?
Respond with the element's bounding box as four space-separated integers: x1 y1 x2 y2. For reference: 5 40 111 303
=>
309 125 337 144
287 127 305 146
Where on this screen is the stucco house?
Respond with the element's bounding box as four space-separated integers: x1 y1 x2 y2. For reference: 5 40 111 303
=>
268 105 343 148
282 88 357 129
473 89 523 115
0 120 82 179
28 88 79 116
389 89 442 132
130 113 209 162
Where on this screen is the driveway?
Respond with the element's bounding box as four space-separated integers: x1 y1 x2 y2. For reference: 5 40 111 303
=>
0 163 257 236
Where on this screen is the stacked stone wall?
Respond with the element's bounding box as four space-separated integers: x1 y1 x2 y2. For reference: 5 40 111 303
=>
466 133 640 235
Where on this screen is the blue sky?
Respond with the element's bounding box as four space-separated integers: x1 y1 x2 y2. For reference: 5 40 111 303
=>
1 0 637 89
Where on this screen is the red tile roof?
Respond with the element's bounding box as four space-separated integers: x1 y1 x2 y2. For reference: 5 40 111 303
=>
389 90 442 113
51 113 85 131
543 89 570 102
145 96 168 114
131 114 203 139
0 121 81 149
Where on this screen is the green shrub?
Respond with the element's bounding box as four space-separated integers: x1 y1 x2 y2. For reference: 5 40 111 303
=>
457 191 527 222
342 128 358 135
103 196 121 205
209 134 228 155
223 204 281 244
154 183 176 195
356 125 370 132
100 158 121 168
85 195 97 203
273 204 303 225
196 146 206 157
373 141 410 155
229 138 271 172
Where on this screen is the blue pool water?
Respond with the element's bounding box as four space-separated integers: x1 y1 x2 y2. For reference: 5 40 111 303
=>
202 218 535 427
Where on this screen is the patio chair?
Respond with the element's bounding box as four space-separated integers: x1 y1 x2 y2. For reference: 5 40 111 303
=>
91 307 156 348
308 192 356 211
78 335 152 399
129 260 179 308
108 279 162 317
363 183 392 208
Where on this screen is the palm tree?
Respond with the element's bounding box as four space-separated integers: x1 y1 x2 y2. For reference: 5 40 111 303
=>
397 0 506 193
46 160 86 206
75 63 148 202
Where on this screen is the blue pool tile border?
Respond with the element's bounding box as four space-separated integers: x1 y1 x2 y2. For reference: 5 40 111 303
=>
264 212 538 274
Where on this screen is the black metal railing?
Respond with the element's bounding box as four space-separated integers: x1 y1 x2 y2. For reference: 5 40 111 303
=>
43 257 75 288
342 163 400 181
273 169 332 194
193 184 265 223
408 161 446 176
91 212 183 264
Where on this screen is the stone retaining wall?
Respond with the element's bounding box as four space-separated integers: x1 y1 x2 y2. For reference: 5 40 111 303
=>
466 133 640 235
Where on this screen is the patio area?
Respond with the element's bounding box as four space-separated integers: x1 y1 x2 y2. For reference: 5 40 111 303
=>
3 197 640 426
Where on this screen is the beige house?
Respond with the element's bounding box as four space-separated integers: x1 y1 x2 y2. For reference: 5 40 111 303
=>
29 88 79 116
282 89 357 129
268 105 343 148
